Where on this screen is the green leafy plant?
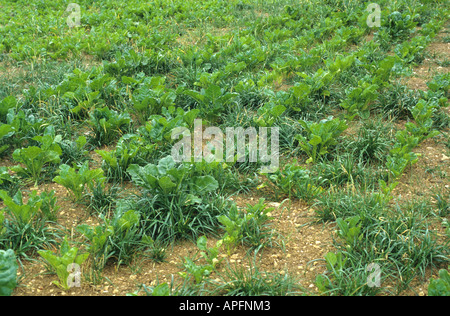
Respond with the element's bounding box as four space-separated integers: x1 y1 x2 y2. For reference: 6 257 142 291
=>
336 216 363 247
428 267 450 296
88 107 132 146
196 235 222 269
218 198 275 254
315 251 348 294
407 99 440 142
386 99 439 181
0 249 18 296
53 161 105 202
77 208 143 271
340 80 379 120
127 155 227 242
0 189 59 222
0 124 14 157
0 96 18 123
262 161 324 201
57 135 90 165
138 106 199 151
0 210 4 237
128 76 177 123
38 236 89 290
217 203 245 256
0 166 19 197
76 222 114 279
395 35 430 64
127 156 219 199
11 134 62 185
385 11 418 41
253 101 286 127
37 190 60 222
295 116 348 163
183 84 238 122
291 54 355 105
140 282 172 296
0 189 61 255
0 190 42 224
6 109 45 145
179 235 222 284
426 72 449 106
240 198 276 249
96 134 156 183
373 179 399 205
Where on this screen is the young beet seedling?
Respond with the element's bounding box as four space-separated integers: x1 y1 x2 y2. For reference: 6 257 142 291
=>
38 237 89 291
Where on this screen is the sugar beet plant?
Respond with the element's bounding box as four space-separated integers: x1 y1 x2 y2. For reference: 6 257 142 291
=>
127 156 229 242
11 134 62 185
53 161 106 202
218 198 276 255
38 236 89 291
295 116 348 164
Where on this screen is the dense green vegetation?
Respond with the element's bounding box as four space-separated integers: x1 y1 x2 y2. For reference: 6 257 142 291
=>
0 0 449 296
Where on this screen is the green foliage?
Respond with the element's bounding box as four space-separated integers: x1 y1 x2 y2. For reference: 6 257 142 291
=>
0 124 15 157
179 235 222 284
53 161 105 202
384 11 418 41
0 96 18 123
0 189 61 255
38 237 89 290
340 80 379 120
138 106 199 150
76 208 143 269
240 198 276 249
0 166 19 197
126 155 227 242
0 190 42 224
57 135 90 165
428 267 450 296
253 101 286 128
218 198 275 254
386 99 439 181
11 134 62 184
347 119 392 164
128 76 177 123
217 261 302 296
314 251 374 296
336 216 363 247
88 107 132 146
262 161 324 202
0 249 18 296
6 109 45 144
295 116 348 163
426 72 450 107
373 179 399 205
37 190 60 222
408 99 440 142
183 84 238 122
127 156 219 197
217 203 244 256
95 134 156 183
395 35 430 64
141 282 172 296
286 54 356 112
